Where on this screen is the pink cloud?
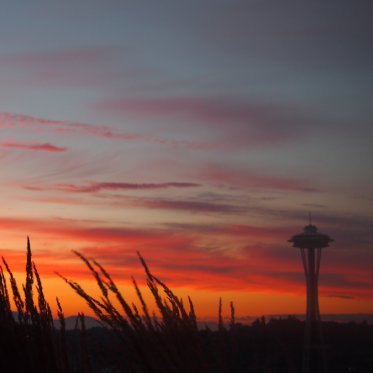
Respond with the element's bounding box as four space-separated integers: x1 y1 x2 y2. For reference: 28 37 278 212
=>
23 181 201 195
95 97 263 124
200 164 320 192
23 181 313 214
94 97 310 147
0 112 215 149
23 183 246 214
0 216 185 248
24 196 96 206
54 181 201 193
0 112 141 140
125 198 248 214
2 141 67 152
0 112 70 128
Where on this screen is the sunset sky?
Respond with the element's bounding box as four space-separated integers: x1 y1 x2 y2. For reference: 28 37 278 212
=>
1 0 372 319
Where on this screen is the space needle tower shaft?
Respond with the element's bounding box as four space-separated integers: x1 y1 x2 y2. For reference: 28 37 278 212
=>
289 223 333 373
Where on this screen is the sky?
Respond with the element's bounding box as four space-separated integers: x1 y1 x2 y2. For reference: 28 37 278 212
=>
0 0 373 319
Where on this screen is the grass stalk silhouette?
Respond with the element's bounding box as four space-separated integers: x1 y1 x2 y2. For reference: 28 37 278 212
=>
0 238 69 373
0 238 309 373
59 251 206 373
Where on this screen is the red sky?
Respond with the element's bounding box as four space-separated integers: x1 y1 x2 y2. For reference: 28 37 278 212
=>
1 1 373 320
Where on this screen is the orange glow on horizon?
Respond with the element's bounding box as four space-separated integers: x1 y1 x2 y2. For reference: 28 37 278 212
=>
1 215 372 320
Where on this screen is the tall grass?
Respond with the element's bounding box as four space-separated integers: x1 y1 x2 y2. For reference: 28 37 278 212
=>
0 238 68 373
1 240 239 372
60 251 295 372
1 239 298 372
60 251 208 372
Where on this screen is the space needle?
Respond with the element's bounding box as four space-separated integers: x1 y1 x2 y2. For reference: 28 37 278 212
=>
289 219 333 373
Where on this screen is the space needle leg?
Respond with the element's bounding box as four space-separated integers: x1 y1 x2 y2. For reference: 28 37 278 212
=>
301 248 311 373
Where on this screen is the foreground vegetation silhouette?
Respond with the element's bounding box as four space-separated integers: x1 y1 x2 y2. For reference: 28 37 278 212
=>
0 239 372 373
0 238 68 372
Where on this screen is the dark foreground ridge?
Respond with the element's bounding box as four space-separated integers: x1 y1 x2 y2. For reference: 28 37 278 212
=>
0 240 372 373
53 317 373 373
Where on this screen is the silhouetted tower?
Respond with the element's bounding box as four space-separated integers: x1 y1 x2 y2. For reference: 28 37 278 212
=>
289 221 333 373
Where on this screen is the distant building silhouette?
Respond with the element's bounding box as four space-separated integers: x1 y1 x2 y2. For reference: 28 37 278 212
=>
289 221 333 373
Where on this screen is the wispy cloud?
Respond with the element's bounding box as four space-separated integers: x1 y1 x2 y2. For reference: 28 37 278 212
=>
94 97 311 147
54 181 201 193
127 198 248 214
24 181 201 193
0 112 142 140
0 112 216 150
0 216 179 245
0 112 69 128
200 164 320 192
23 184 246 215
1 141 67 152
95 97 283 126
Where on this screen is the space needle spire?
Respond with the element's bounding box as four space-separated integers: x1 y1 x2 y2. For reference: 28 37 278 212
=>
289 220 333 373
